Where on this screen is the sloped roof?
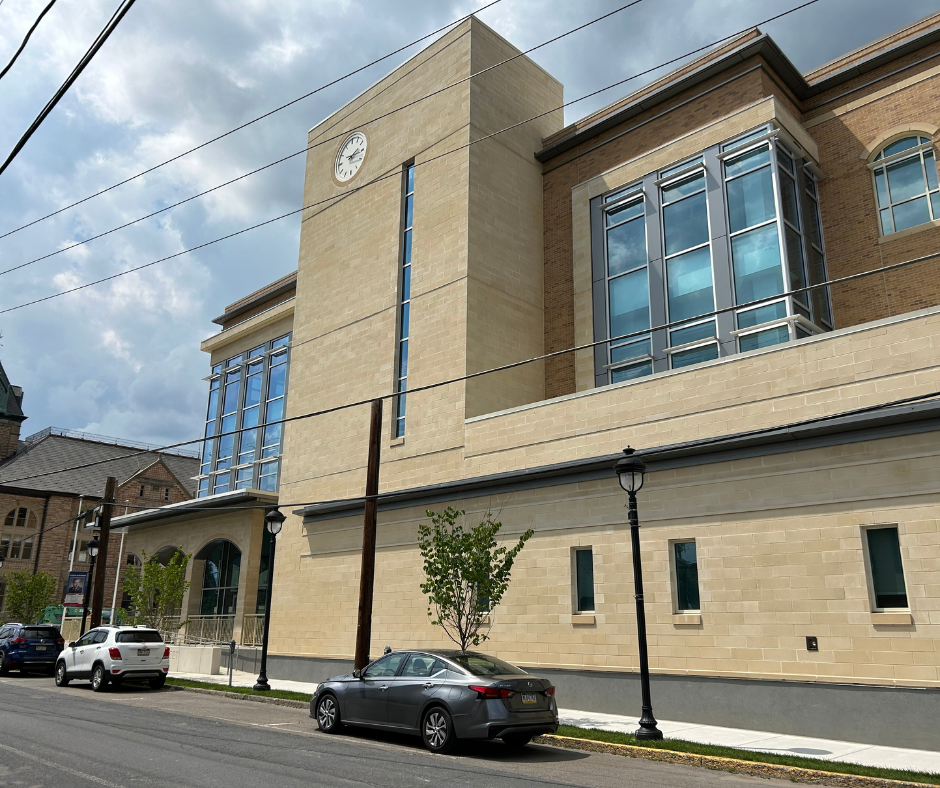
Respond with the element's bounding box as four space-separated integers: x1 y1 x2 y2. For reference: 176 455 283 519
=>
0 433 199 498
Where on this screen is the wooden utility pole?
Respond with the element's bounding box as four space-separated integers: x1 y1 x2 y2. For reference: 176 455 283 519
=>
90 476 117 628
354 399 383 671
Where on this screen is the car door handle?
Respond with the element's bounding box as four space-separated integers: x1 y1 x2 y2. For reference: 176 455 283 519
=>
379 685 389 692
423 683 435 690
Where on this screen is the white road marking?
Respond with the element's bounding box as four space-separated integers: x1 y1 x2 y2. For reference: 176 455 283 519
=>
0 742 125 787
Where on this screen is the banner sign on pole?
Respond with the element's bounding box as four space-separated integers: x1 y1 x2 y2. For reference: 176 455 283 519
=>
64 571 88 606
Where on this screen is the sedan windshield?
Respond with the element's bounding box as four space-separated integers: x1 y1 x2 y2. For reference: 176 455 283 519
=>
449 653 527 676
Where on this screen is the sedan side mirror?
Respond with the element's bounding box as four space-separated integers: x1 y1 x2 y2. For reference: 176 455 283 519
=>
352 669 362 679
68 642 76 648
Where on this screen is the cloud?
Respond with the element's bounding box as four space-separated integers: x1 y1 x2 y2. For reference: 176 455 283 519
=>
0 0 936 447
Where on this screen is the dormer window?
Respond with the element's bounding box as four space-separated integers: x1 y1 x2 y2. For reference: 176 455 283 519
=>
872 135 939 235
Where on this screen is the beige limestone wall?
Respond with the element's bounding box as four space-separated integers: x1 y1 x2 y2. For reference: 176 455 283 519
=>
125 508 265 638
464 23 563 417
203 310 294 367
275 19 563 649
291 432 939 687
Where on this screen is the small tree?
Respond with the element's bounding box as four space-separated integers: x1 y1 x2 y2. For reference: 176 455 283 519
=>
122 550 191 633
3 571 57 624
418 507 533 651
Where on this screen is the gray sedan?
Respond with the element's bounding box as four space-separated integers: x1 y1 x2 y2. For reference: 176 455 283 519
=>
310 650 558 753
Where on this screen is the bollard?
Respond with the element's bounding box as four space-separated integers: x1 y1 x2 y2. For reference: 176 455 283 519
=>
229 639 236 687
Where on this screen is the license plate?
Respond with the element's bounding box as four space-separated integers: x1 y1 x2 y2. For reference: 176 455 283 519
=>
138 648 150 656
35 646 48 651
521 693 537 704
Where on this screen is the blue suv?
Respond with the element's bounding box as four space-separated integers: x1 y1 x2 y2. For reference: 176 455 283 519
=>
0 623 65 675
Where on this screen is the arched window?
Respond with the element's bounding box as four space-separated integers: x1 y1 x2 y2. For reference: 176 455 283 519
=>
872 135 940 235
196 539 241 616
1 508 39 561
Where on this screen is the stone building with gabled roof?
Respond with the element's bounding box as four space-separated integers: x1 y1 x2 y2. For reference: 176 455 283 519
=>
0 372 199 622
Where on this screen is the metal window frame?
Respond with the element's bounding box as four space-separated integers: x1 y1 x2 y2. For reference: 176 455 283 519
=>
872 140 940 235
601 182 653 385
859 523 910 613
571 546 596 614
668 538 701 614
198 333 291 497
392 160 415 440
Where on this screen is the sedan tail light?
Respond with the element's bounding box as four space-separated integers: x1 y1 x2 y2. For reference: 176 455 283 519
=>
469 685 515 700
163 647 170 659
544 687 555 697
108 647 122 660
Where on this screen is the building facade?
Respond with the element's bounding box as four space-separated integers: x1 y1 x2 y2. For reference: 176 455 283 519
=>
0 362 198 623
121 14 940 747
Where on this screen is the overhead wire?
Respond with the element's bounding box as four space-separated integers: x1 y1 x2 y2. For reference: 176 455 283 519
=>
5 382 940 560
0 0 508 239
0 0 652 278
2 245 939 491
0 0 138 178
0 0 824 311
0 0 58 84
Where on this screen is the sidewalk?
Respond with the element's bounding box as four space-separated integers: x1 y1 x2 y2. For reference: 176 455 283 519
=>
174 669 940 775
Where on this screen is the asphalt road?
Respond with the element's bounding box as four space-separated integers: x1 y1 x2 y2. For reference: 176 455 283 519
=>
0 673 794 788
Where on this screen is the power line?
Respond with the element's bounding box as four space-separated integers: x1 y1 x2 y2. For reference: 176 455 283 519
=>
2 244 938 490
4 383 940 560
0 0 507 240
0 0 652 278
0 0 58 84
0 0 138 178
0 0 823 310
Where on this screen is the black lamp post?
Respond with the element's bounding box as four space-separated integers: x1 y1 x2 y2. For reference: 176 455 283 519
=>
254 508 285 692
614 447 663 741
79 536 99 637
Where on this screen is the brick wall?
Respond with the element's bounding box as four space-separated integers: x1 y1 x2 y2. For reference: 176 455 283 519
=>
540 60 783 398
804 39 940 330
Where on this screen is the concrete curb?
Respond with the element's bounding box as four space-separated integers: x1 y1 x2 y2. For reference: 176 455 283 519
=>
535 735 935 788
167 684 309 710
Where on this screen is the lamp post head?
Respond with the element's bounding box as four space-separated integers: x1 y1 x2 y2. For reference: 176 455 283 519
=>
87 536 99 559
265 509 286 536
614 447 646 494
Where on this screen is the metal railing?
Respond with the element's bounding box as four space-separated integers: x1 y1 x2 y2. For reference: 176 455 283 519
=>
21 426 200 458
241 614 264 646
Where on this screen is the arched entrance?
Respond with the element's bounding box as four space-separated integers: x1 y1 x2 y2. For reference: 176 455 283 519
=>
196 539 241 617
154 545 184 566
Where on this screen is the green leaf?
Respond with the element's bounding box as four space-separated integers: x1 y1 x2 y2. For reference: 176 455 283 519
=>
418 508 532 650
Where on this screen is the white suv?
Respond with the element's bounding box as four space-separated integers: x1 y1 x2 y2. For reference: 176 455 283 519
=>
55 626 170 691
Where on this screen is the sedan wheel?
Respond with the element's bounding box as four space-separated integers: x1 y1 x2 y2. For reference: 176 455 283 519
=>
316 694 342 733
55 661 70 687
422 707 456 754
91 664 108 692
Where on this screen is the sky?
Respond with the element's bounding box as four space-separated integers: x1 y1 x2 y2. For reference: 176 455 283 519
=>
0 0 937 449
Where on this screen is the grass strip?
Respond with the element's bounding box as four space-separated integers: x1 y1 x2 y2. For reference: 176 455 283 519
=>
546 726 940 786
167 677 311 704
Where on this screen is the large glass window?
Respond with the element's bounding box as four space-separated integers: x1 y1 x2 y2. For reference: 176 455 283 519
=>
872 136 939 235
200 539 241 616
661 168 718 368
394 163 415 438
196 334 291 497
603 191 651 382
865 526 908 610
1 508 38 561
592 123 833 385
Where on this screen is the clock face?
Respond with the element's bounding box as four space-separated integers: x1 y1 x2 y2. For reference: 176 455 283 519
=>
334 131 367 183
